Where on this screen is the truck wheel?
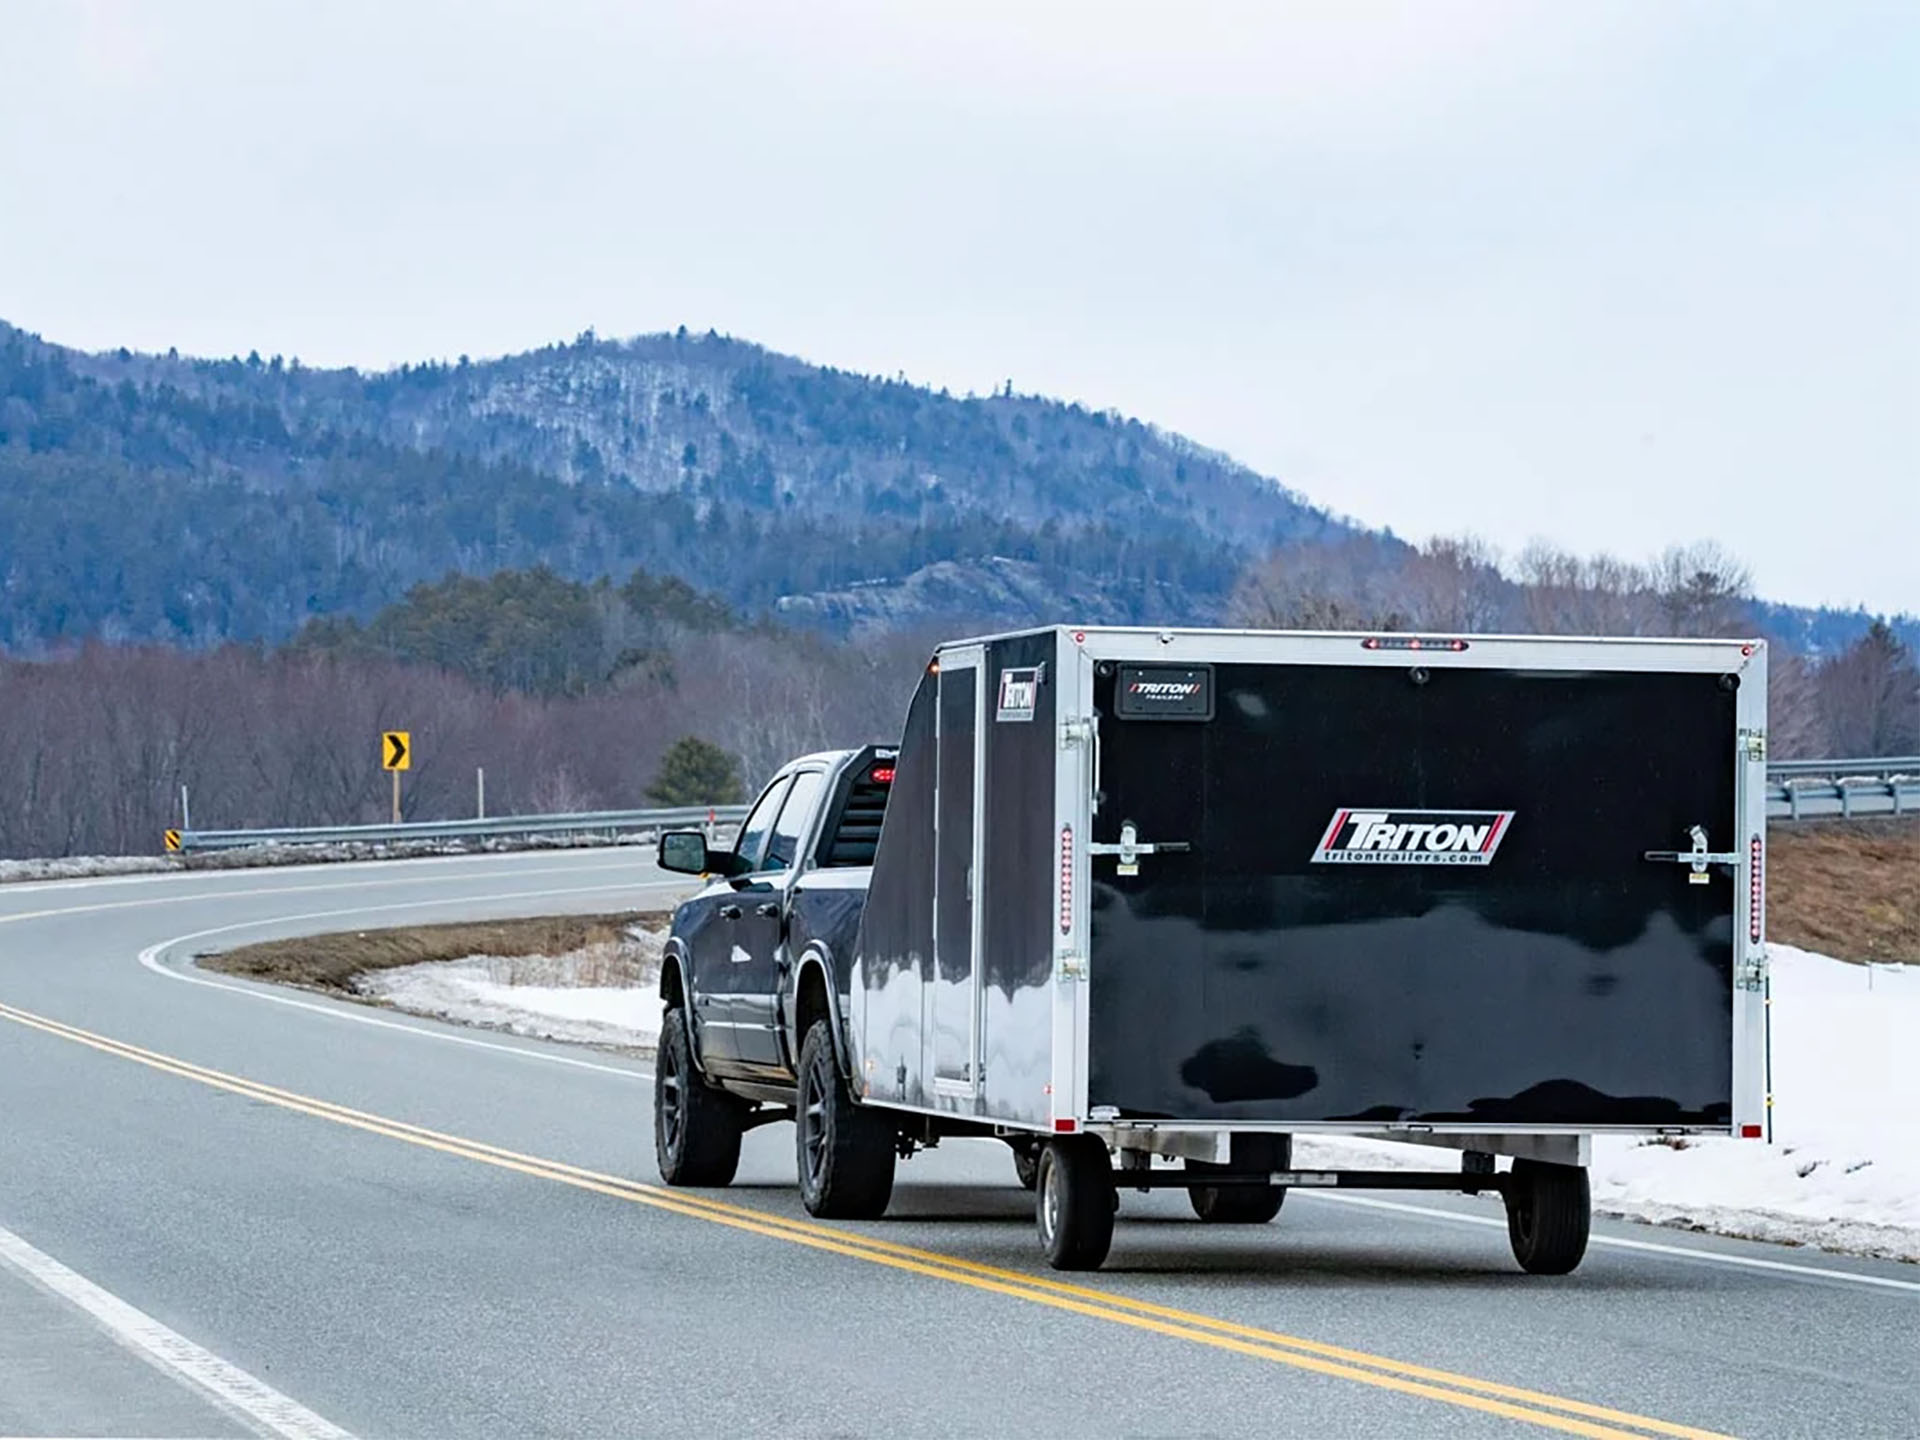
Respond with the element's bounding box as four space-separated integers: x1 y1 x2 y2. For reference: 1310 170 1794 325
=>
1036 1137 1115 1271
1187 1133 1288 1223
1505 1159 1591 1275
796 1019 895 1219
654 1008 744 1187
1010 1139 1040 1191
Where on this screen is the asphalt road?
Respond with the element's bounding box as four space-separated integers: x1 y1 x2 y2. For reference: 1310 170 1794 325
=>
0 852 1914 1439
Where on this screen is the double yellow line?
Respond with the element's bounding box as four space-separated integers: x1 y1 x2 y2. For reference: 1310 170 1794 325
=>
0 999 1732 1440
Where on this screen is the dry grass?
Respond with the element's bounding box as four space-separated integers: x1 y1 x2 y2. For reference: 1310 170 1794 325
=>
1768 819 1919 965
204 912 670 991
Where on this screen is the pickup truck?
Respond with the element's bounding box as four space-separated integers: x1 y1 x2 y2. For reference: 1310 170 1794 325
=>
652 744 980 1219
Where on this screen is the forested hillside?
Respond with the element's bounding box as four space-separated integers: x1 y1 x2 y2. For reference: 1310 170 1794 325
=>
0 321 1343 647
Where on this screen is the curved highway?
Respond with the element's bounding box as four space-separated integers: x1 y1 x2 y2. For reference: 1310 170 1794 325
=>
1 852 1914 1438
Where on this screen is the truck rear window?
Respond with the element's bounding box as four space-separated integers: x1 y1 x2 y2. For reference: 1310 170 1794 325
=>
818 763 893 867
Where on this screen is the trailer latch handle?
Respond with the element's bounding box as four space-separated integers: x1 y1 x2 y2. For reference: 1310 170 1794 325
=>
1088 820 1191 876
1643 825 1741 885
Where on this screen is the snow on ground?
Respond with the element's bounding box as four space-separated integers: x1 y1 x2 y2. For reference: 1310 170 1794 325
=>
1297 944 1920 1261
0 855 178 883
359 931 1916 1260
0 832 659 886
357 926 665 1051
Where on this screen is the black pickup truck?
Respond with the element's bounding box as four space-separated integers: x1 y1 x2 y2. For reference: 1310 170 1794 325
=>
652 744 983 1219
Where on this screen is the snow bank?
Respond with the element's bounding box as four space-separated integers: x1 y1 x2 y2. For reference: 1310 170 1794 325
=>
356 929 1915 1260
1300 945 1919 1261
356 927 664 1051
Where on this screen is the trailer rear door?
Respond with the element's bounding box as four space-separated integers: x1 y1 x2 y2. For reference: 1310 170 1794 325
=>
1085 657 1742 1128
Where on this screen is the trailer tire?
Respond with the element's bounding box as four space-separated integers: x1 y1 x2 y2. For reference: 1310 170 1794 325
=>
654 1008 744 1187
1188 1183 1285 1224
1187 1133 1289 1223
796 1019 895 1219
1504 1159 1591 1275
1036 1137 1116 1271
1009 1139 1041 1191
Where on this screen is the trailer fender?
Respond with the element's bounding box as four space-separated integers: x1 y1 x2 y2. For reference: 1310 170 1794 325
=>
789 946 852 1081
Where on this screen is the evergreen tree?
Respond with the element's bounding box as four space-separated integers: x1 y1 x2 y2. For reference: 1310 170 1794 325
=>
647 737 744 805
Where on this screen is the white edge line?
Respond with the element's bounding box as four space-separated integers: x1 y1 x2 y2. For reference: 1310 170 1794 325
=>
1301 1192 1920 1294
0 1221 354 1440
135 882 672 1082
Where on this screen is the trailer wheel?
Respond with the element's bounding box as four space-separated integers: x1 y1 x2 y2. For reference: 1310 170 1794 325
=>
1009 1139 1041 1191
1187 1133 1289 1223
1504 1159 1591 1275
796 1019 896 1219
1036 1137 1116 1270
654 1008 744 1187
1188 1183 1285 1224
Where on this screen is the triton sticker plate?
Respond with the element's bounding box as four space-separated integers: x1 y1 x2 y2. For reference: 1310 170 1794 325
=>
1312 808 1515 865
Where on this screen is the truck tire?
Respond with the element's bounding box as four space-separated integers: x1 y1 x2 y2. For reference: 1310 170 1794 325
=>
1009 1138 1040 1191
796 1019 895 1219
1036 1136 1116 1271
654 1008 744 1187
1187 1133 1289 1223
1504 1159 1591 1275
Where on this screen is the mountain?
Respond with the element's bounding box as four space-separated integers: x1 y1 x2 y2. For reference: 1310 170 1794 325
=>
0 319 1909 657
0 321 1346 648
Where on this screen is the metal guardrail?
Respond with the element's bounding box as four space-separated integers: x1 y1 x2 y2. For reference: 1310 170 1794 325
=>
170 754 1917 851
1768 770 1918 821
1767 755 1920 780
174 805 752 853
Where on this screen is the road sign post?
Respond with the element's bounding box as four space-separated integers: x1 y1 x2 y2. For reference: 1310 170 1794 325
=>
382 731 412 824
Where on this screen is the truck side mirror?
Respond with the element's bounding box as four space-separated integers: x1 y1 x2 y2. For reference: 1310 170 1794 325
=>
657 830 710 875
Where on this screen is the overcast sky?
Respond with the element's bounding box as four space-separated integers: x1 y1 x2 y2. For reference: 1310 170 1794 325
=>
3 1 1914 614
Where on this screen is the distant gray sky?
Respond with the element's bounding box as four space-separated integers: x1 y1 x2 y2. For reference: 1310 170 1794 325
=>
3 1 1914 613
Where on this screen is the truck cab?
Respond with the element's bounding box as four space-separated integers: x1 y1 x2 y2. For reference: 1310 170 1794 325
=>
655 745 894 1097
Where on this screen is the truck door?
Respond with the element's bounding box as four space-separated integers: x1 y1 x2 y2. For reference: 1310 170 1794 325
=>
729 769 825 1073
688 774 789 1072
932 646 985 1094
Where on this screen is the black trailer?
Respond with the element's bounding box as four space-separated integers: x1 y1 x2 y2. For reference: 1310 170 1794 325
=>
842 626 1770 1270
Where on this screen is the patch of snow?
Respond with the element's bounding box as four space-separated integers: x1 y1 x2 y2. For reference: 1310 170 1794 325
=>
0 856 178 883
356 928 664 1051
1301 945 1920 1262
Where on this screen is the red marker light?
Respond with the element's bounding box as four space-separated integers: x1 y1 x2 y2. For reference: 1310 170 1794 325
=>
1059 824 1074 933
1740 1124 1763 1139
870 766 896 784
1361 636 1469 652
1053 1117 1078 1133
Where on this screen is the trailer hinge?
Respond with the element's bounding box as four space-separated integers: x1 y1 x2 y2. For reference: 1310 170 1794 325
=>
1737 953 1768 992
1740 728 1767 762
1057 948 1086 980
1059 718 1094 749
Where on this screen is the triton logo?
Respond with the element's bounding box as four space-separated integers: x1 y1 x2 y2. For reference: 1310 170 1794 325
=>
1129 680 1202 699
996 665 1043 722
1312 808 1515 866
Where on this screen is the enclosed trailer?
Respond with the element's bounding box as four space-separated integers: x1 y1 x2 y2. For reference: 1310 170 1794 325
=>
845 625 1769 1270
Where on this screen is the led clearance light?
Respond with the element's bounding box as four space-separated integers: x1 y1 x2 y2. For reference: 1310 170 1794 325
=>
1749 835 1764 943
1361 636 1470 652
1740 1124 1763 1139
871 766 896 784
1059 824 1074 933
